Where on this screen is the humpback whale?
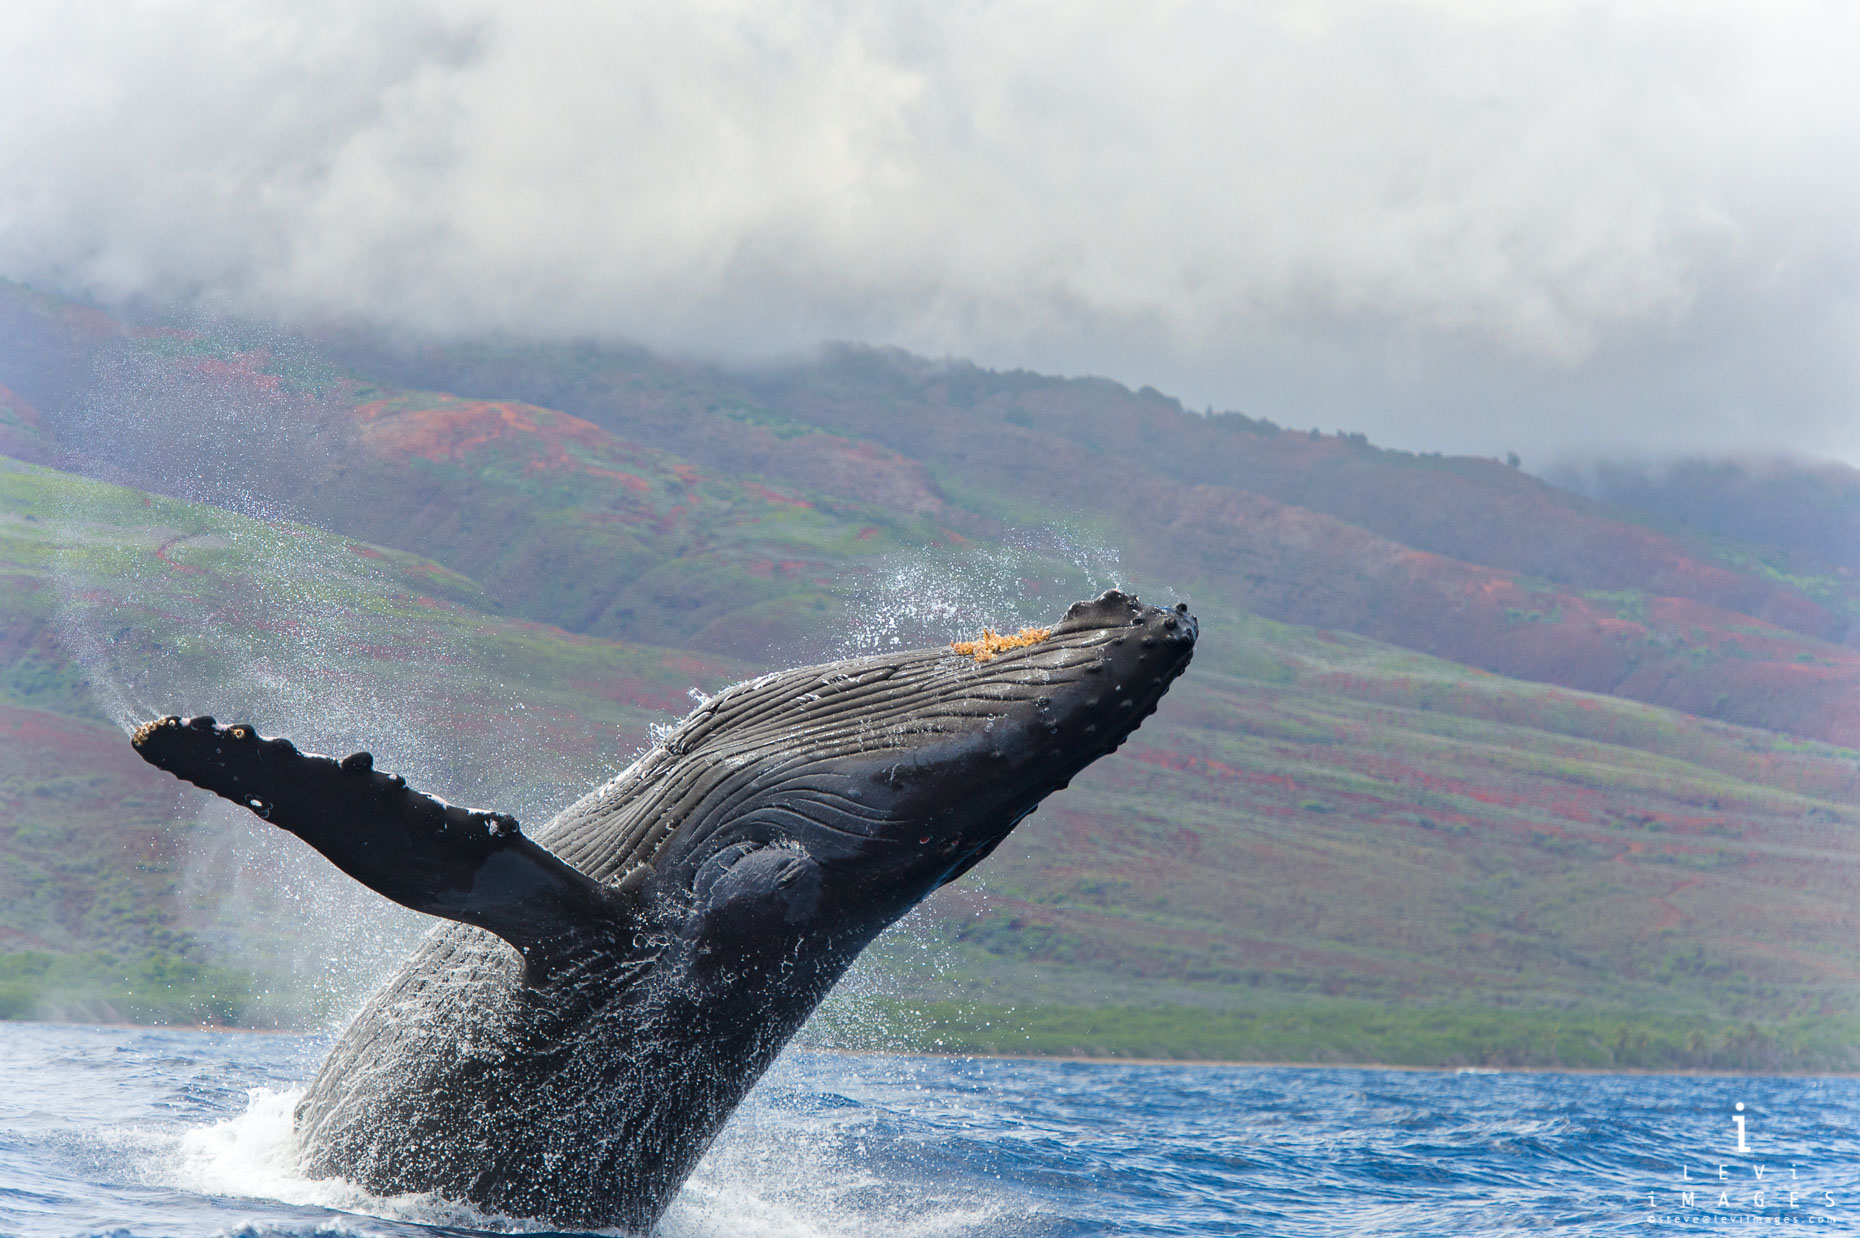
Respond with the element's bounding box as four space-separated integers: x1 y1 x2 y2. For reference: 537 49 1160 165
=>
131 589 1196 1230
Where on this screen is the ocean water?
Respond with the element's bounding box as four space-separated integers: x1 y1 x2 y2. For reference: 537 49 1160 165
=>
2 1022 1855 1237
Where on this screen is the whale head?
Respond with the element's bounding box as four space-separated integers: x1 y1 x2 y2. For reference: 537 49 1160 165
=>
607 590 1197 962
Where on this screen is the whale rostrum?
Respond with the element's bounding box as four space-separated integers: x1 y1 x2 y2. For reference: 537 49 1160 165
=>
131 589 1197 1230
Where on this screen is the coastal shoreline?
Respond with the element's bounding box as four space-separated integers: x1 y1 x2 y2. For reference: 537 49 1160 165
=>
9 1019 1854 1079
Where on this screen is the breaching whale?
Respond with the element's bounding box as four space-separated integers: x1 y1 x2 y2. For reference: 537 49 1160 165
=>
131 589 1196 1230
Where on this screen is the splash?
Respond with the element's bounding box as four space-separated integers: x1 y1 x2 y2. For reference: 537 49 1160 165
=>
40 327 611 1027
835 529 1121 658
153 1073 1027 1238
46 480 474 1022
808 533 1119 1054
165 1086 553 1231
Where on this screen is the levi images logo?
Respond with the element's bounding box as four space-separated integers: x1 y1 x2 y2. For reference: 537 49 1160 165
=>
1643 1099 1839 1224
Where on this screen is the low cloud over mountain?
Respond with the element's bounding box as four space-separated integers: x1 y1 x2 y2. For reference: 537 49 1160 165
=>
3 2 1856 463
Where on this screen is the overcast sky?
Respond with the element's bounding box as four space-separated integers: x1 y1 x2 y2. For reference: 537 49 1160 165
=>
2 2 1856 465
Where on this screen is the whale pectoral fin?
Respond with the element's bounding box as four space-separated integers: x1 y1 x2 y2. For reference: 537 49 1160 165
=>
688 843 823 951
131 716 629 961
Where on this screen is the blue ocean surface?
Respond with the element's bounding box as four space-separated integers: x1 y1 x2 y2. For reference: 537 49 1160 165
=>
1 1021 1854 1237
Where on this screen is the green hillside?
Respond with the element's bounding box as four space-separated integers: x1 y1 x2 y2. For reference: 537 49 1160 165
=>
5 453 1860 1068
834 623 1860 1070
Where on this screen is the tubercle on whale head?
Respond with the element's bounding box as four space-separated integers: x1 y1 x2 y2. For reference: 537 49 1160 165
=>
1048 588 1153 636
935 586 1193 814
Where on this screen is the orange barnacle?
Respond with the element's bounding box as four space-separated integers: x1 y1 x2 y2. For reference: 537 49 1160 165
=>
950 626 1052 663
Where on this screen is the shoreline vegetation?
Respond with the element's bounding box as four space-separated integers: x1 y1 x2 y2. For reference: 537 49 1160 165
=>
845 999 1860 1076
7 952 1858 1075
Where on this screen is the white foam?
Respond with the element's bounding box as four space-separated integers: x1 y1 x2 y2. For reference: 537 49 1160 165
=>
835 536 1122 658
153 1079 1031 1238
163 1087 561 1233
663 1132 1017 1238
167 1086 304 1200
661 1173 1010 1238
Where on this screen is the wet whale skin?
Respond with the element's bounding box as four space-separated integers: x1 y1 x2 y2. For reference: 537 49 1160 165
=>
131 590 1197 1230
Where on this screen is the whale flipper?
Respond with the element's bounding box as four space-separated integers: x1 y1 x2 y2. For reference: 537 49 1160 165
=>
131 715 627 963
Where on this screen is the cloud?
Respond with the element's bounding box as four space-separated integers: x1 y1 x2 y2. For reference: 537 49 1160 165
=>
2 1 1856 463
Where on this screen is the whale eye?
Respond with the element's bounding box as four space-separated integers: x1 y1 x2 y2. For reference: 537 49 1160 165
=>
245 797 272 819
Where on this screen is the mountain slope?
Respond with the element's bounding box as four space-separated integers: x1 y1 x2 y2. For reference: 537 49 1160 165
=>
3 286 1860 1065
4 456 1860 1068
305 332 1860 747
1556 456 1860 580
322 335 1853 634
5 285 1855 747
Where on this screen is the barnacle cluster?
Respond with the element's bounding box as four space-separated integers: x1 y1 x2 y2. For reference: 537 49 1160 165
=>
950 626 1051 663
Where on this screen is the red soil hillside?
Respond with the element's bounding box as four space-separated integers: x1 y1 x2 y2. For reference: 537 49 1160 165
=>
354 393 656 495
750 349 1851 642
283 331 1860 749
4 288 1858 750
314 384 953 659
314 336 956 520
15 328 950 662
1142 478 1860 746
